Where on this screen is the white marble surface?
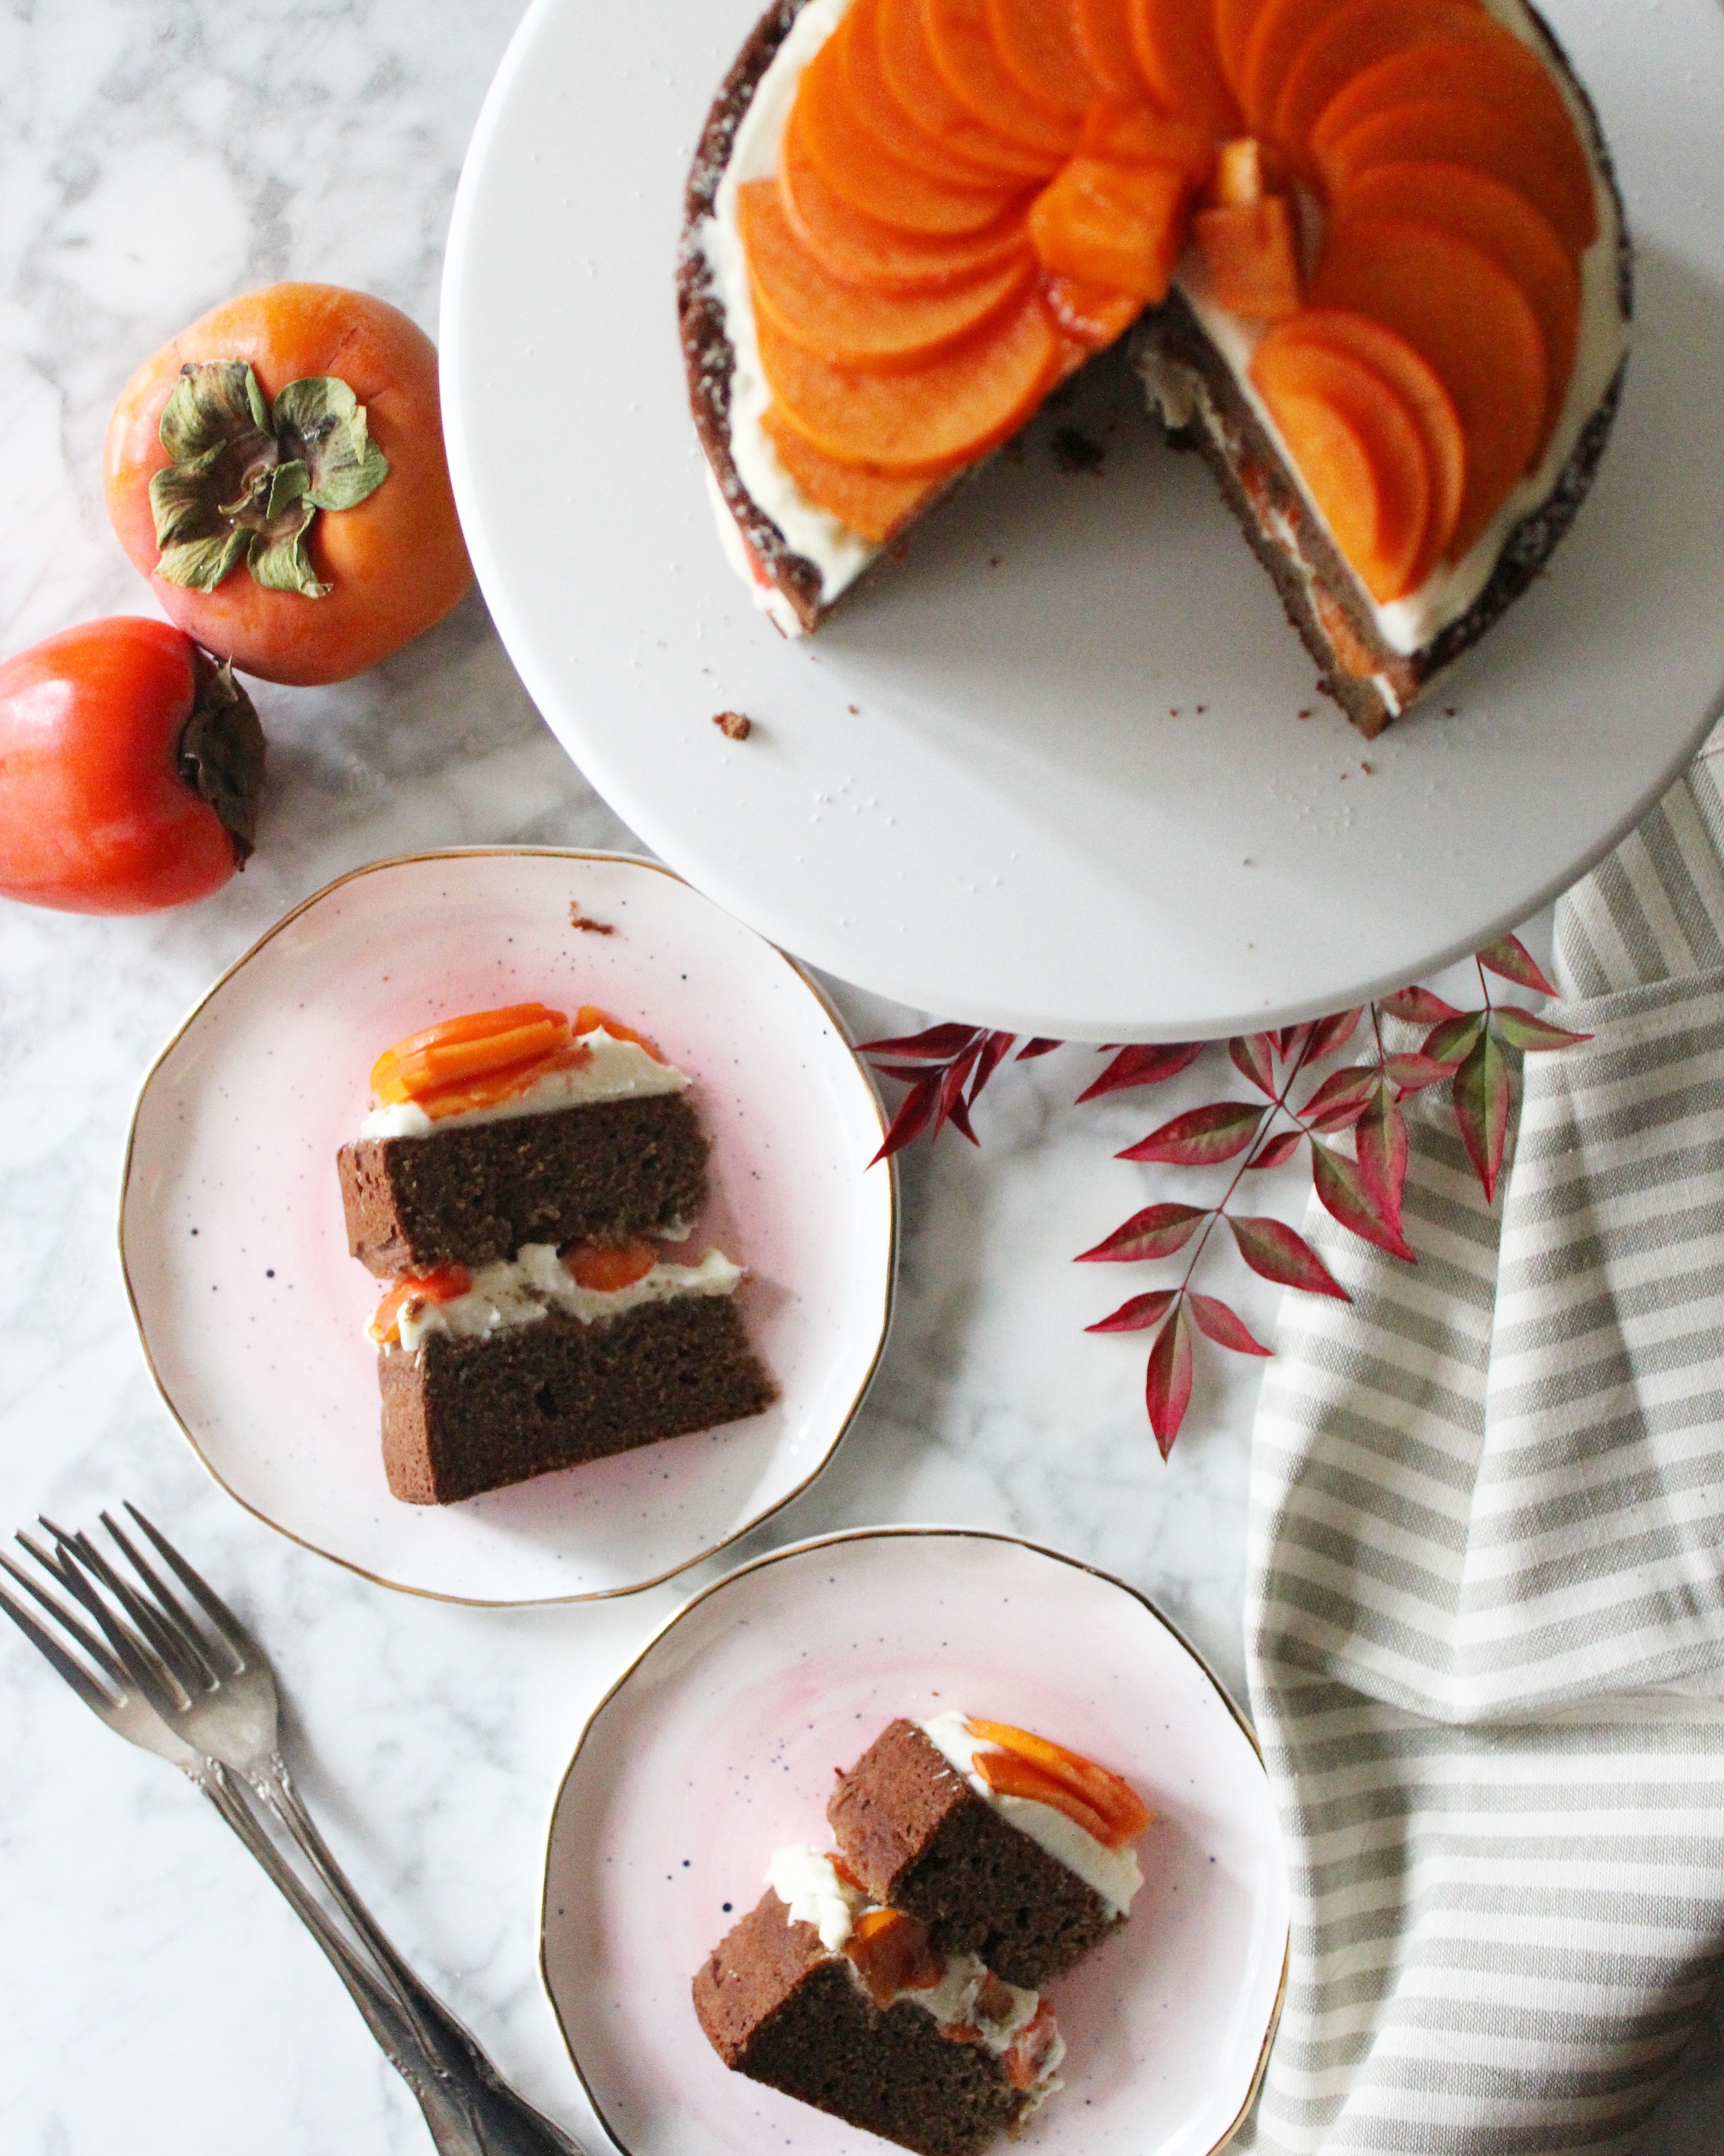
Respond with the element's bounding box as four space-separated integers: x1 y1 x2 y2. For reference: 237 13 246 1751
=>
0 2 1716 2150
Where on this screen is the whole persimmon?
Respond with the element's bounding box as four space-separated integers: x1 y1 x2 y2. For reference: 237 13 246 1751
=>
103 284 473 686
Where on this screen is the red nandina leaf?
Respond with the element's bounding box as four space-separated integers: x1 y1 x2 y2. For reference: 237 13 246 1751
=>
934 1049 981 1141
869 1078 939 1165
1076 1203 1209 1263
1076 1041 1205 1102
1452 1026 1512 1203
1301 1065 1377 1133
1117 1101 1265 1166
1230 1034 1279 1096
1382 1052 1455 1093
1312 1141 1416 1262
1355 1081 1409 1231
1278 1022 1315 1065
1145 1304 1194 1458
1422 1012 1486 1067
1478 933 1557 998
1228 1215 1351 1299
871 1063 943 1086
1189 1292 1273 1356
1379 986 1461 1025
1016 1036 1063 1060
1087 1290 1178 1334
945 1086 979 1144
1492 1006 1592 1053
857 1024 984 1060
1306 1007 1364 1062
1244 1128 1306 1171
967 1031 1017 1103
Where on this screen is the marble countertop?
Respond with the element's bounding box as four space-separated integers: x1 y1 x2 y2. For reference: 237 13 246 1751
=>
2 3 1717 2150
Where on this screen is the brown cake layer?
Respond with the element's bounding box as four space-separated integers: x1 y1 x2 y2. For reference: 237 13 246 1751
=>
828 1720 1116 1989
693 1890 1031 2156
378 1291 776 1504
338 1093 708 1278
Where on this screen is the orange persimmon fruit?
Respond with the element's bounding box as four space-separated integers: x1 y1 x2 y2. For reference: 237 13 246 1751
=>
761 406 953 541
564 1241 659 1293
922 0 1081 158
1312 214 1547 555
844 1907 945 2005
573 1006 667 1059
843 0 1023 184
368 1265 473 1344
875 0 1057 175
1071 0 1151 100
756 290 1062 472
1078 99 1218 189
1238 0 1352 134
1272 0 1492 152
1028 156 1192 300
104 284 472 686
1309 33 1577 170
965 1716 1154 1844
1127 0 1242 136
1195 196 1304 316
987 0 1101 113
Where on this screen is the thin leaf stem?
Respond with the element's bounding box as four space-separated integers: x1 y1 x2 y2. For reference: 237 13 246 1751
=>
1172 1030 1327 1300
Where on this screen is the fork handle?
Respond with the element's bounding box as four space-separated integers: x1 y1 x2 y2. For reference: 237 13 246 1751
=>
252 1757 589 2156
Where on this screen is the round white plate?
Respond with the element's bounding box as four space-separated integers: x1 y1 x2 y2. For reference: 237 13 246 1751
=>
442 0 1724 1041
119 851 896 1603
541 1527 1287 2156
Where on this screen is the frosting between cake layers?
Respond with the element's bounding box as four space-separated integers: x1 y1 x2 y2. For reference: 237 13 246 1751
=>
919 1711 1145 1916
358 1026 689 1139
763 1844 1064 2087
395 1244 743 1352
697 0 1627 659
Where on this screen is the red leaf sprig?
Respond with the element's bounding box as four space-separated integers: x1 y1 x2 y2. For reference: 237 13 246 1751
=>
857 932 1589 1454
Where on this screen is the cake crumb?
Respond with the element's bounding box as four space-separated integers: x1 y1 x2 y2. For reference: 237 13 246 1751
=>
569 903 614 934
1360 761 1376 775
847 703 859 715
1444 706 1457 717
1051 426 1105 474
1297 707 1313 719
713 710 752 741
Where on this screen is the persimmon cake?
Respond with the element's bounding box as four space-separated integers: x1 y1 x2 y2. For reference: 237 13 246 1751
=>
693 1713 1150 2152
678 0 1629 733
336 1002 776 1504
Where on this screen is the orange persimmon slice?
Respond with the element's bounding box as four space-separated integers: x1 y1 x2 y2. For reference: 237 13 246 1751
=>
1273 0 1491 153
876 0 1056 176
974 1749 1118 1842
1194 196 1302 317
1251 331 1433 599
370 1004 572 1104
780 111 1033 293
1309 33 1576 171
1215 0 1271 99
1071 0 1149 100
987 0 1100 113
965 1716 1154 1843
1238 0 1351 134
762 404 954 540
1127 0 1241 136
1267 306 1466 580
564 1240 659 1293
1338 161 1579 450
743 181 1033 371
757 288 1062 472
796 31 1021 235
1312 214 1546 556
1316 96 1598 254
923 0 1080 159
843 0 1018 185
1078 99 1217 189
573 1005 666 1060
368 1264 473 1345
844 1907 945 2005
1041 273 1145 351
1027 156 1191 301
1208 136 1290 206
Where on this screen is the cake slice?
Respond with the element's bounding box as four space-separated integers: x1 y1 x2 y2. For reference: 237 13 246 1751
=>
693 1845 1065 2156
679 0 1630 732
339 1002 776 1504
828 1713 1150 1988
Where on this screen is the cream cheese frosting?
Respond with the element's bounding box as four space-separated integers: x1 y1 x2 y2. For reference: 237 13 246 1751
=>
358 1024 688 1140
696 0 1627 657
918 1711 1145 1915
393 1244 743 1352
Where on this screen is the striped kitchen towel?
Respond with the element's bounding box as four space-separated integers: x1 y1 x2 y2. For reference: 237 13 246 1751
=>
1240 733 1724 2154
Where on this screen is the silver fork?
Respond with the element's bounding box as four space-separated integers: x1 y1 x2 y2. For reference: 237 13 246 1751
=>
15 1511 588 2156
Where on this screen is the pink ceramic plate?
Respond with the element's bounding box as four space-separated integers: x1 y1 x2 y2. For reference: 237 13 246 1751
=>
119 851 896 1603
542 1528 1288 2156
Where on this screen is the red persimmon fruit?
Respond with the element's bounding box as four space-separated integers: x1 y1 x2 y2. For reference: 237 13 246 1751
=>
0 618 266 914
103 284 473 686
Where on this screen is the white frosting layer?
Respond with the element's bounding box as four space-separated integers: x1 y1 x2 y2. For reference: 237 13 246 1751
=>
358 1026 688 1139
767 1842 863 1951
761 1845 1063 2091
697 0 876 628
394 1244 743 1352
919 1711 1145 1916
698 0 1628 658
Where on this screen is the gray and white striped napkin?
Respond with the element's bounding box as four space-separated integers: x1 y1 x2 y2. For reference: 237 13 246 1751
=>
1240 734 1724 2154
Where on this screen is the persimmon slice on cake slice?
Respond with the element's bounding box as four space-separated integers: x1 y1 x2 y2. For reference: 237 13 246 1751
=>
679 0 1629 732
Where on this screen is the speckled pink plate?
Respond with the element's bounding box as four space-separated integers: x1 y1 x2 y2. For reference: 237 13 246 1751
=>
119 851 896 1603
542 1528 1287 2156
